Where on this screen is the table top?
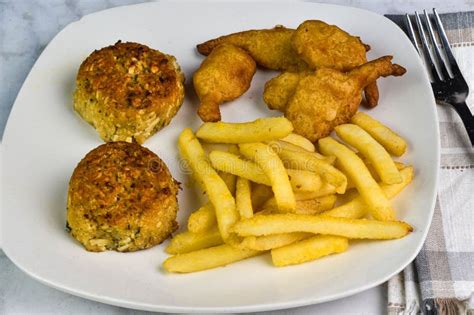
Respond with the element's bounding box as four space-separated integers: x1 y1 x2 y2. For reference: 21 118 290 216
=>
1 0 472 314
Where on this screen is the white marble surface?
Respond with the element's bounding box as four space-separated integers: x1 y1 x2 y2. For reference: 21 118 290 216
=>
1 0 473 314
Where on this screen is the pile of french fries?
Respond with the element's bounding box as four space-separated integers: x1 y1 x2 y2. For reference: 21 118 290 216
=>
163 113 413 273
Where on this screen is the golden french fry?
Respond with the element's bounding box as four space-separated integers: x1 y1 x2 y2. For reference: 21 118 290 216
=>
188 203 216 233
232 214 412 240
280 133 316 152
351 112 407 156
240 232 311 251
323 167 414 219
263 195 336 215
271 235 348 267
277 149 346 193
187 170 236 233
335 124 402 184
210 151 320 193
163 244 261 273
267 140 328 161
166 227 223 255
346 159 406 189
196 117 293 143
178 129 238 240
236 177 253 219
294 183 337 200
209 150 269 185
240 143 296 211
251 183 273 211
286 169 322 192
318 137 395 221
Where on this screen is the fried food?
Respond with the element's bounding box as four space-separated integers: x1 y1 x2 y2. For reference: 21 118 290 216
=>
271 235 348 267
276 149 346 192
264 56 406 142
232 214 413 240
240 232 311 251
194 44 256 122
292 20 379 107
280 133 316 152
240 143 296 211
196 117 293 143
165 227 223 255
292 20 368 72
197 26 308 71
178 128 238 240
236 177 254 219
319 137 395 221
74 41 185 144
262 195 337 215
322 166 414 219
263 72 307 111
188 203 216 233
67 142 179 252
351 112 408 156
335 124 402 184
163 244 261 273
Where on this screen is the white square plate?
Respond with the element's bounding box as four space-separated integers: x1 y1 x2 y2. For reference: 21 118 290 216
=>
1 1 439 313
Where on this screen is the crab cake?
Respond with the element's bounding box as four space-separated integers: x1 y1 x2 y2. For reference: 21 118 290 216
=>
74 41 185 144
67 142 179 252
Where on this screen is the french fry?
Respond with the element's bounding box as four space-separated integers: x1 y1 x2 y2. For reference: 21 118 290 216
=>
286 169 322 192
267 140 328 161
240 232 311 251
323 167 414 219
280 133 316 152
188 203 216 233
209 150 269 185
210 151 321 193
163 244 261 273
277 149 346 193
251 183 273 211
351 112 407 156
239 143 296 211
166 227 223 255
187 168 238 233
271 235 348 267
294 183 337 200
236 177 253 219
178 129 238 240
318 137 395 221
196 117 293 143
346 159 405 189
335 124 402 184
263 195 337 215
232 214 412 240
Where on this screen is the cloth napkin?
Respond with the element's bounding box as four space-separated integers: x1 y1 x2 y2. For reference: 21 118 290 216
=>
385 12 474 315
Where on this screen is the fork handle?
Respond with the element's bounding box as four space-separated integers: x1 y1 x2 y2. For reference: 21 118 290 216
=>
451 101 474 146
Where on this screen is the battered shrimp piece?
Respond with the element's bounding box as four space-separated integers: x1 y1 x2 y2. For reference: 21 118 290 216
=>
197 26 308 71
292 20 379 107
263 72 309 111
264 56 406 142
193 44 257 122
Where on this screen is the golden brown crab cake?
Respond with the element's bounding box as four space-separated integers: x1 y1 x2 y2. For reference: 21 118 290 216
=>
67 141 179 252
74 41 185 144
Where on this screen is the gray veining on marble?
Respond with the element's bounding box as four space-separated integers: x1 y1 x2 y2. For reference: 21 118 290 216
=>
1 0 473 314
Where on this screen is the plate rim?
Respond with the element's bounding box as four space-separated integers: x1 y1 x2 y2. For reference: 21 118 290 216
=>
1 1 440 313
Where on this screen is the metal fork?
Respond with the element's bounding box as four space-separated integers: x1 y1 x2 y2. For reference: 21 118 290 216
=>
405 8 474 145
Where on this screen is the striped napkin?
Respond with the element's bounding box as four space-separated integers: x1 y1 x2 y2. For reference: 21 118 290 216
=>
386 12 474 315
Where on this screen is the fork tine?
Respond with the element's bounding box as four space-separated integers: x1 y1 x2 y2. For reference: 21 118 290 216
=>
423 9 450 80
414 11 441 81
404 14 420 54
432 8 462 76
